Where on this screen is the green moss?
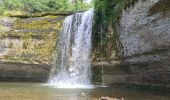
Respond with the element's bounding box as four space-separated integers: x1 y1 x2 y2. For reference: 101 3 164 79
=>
14 20 51 30
8 42 13 48
1 16 63 64
92 0 138 61
92 67 102 84
43 15 57 18
0 25 6 31
4 31 57 64
0 32 8 38
33 31 57 63
3 10 26 16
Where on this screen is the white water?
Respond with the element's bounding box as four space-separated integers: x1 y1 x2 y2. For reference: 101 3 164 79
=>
48 9 94 88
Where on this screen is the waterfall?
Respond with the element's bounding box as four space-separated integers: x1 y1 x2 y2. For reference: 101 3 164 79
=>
48 9 94 88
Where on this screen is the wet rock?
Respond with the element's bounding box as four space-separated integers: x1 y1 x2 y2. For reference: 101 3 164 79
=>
0 62 51 82
0 16 64 64
115 0 170 87
92 0 170 88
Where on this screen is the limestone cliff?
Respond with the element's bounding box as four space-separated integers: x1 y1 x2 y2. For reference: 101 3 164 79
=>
0 16 64 64
93 0 170 88
0 15 64 82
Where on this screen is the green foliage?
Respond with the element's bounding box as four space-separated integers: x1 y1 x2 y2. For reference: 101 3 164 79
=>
92 0 138 60
0 0 93 16
94 0 137 26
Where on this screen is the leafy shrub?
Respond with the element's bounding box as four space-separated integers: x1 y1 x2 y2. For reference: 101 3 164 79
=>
0 0 93 16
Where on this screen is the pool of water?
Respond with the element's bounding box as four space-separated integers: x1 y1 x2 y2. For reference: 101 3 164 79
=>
0 82 169 100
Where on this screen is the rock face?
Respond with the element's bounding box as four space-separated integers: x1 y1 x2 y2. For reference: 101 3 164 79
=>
0 62 51 82
0 16 64 64
93 0 170 88
117 0 170 59
0 16 64 82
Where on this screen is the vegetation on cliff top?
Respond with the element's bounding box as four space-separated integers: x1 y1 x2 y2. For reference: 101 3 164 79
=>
94 0 137 26
0 0 93 16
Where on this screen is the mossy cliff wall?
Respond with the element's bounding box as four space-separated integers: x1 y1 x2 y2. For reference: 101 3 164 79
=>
92 0 138 61
0 15 64 82
0 16 64 64
93 0 170 88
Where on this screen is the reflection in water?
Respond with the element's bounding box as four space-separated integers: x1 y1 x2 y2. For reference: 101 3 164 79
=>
0 83 169 100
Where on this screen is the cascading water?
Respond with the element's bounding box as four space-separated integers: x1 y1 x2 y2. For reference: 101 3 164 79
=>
48 9 94 88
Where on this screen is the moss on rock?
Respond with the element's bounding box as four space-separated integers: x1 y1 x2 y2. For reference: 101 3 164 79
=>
92 0 138 61
0 16 64 64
